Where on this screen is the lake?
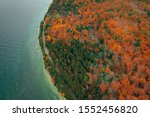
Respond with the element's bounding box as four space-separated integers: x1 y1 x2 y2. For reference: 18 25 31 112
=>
0 0 61 99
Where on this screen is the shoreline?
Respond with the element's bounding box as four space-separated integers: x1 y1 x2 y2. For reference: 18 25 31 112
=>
38 0 65 100
44 68 65 100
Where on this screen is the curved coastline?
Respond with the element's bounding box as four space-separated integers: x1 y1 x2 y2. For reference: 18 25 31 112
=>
38 0 65 100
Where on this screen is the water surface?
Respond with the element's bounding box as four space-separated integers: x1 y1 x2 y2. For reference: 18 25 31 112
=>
0 0 60 99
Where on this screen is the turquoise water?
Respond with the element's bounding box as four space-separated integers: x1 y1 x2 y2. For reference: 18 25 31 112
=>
0 0 60 99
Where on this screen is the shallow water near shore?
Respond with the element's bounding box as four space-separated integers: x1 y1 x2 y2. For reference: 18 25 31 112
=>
0 0 61 99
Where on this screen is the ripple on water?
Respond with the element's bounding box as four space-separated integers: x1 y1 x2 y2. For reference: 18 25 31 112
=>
0 0 61 100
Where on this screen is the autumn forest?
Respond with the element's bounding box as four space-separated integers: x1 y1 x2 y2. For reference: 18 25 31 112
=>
39 0 150 99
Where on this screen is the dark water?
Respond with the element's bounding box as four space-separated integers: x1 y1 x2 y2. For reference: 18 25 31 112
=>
0 0 60 99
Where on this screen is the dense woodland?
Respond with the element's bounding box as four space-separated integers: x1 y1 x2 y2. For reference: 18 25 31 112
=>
39 0 150 99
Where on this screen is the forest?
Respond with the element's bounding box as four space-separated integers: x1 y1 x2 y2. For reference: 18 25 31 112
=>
39 0 150 99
